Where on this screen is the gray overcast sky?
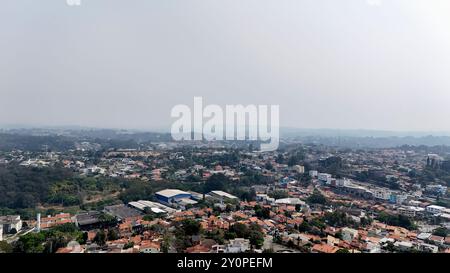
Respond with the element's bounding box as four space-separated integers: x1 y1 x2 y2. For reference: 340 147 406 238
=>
1 0 450 132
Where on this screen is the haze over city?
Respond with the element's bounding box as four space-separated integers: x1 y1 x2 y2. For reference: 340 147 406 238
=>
3 0 450 264
1 0 450 132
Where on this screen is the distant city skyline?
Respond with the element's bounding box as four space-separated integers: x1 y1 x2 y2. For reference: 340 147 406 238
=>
1 0 450 132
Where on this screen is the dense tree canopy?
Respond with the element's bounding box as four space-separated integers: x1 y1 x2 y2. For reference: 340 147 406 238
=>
12 223 84 253
0 164 73 208
0 164 121 210
227 223 264 249
307 190 328 205
377 212 416 230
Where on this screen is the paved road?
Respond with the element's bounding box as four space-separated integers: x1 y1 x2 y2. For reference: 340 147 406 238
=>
4 227 35 244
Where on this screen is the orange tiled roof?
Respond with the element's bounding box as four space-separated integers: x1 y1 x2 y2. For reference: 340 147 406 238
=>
185 244 211 253
445 237 450 244
88 231 97 241
312 244 340 254
119 222 132 231
232 212 248 219
365 236 381 244
131 236 142 245
56 247 75 254
263 220 275 227
430 235 444 242
140 240 160 250
108 238 128 245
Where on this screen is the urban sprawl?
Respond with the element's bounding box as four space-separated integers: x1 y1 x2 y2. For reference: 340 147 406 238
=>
1 130 450 254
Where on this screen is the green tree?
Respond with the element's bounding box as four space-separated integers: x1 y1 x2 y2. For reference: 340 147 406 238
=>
229 223 248 238
377 212 416 230
0 241 13 253
13 232 46 253
307 190 328 205
322 211 354 227
298 221 311 232
107 229 120 241
432 227 448 237
180 219 202 236
93 230 107 246
269 190 288 200
248 224 264 248
203 174 230 193
254 205 271 219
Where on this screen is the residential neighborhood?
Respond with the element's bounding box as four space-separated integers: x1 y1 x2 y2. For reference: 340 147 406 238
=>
1 132 450 254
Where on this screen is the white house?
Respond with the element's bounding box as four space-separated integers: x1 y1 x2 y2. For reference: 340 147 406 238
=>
417 233 432 241
398 206 424 218
336 178 350 187
0 215 22 234
426 205 446 214
318 173 332 184
373 189 391 200
226 238 250 253
309 170 318 178
256 194 275 204
139 242 161 253
342 227 358 242
418 242 439 253
394 241 414 251
292 165 305 174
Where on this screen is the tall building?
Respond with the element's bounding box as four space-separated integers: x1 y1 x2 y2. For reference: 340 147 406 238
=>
36 213 41 232
427 154 443 169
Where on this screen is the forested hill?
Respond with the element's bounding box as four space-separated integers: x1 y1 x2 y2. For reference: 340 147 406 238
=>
0 130 173 152
0 164 125 211
0 134 76 152
0 164 74 208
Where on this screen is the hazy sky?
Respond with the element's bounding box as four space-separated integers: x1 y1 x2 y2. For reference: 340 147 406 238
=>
1 0 450 132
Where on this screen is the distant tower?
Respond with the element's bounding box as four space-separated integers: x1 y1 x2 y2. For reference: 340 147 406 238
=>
37 213 41 232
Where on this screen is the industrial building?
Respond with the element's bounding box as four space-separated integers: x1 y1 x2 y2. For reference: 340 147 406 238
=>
155 189 193 206
75 211 104 230
128 200 177 214
104 204 142 221
207 190 238 203
275 198 306 206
